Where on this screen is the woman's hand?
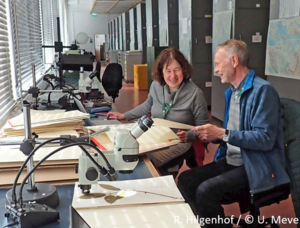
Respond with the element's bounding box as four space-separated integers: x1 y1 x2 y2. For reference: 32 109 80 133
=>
105 112 125 120
176 130 188 143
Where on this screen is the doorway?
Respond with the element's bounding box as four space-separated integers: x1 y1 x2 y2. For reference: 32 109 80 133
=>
94 34 106 61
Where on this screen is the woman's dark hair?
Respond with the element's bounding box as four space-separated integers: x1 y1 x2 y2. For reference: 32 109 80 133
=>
152 47 193 85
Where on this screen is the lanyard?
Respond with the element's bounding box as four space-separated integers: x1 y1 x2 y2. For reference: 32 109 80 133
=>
162 87 177 119
235 85 244 100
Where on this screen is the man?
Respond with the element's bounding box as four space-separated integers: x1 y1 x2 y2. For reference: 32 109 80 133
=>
177 39 290 228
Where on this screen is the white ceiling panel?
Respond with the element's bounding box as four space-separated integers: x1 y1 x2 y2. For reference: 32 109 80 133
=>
108 8 129 14
90 0 143 14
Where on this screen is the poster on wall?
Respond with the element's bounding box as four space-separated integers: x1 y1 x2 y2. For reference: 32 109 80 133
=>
212 10 232 76
265 17 300 80
279 0 300 18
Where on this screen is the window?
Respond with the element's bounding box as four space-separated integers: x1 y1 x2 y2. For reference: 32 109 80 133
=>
0 0 15 123
41 0 54 66
0 0 58 128
10 0 44 96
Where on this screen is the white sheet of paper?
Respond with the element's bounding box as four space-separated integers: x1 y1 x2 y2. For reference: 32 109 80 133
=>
72 176 184 209
105 125 179 145
152 118 194 130
75 203 199 228
92 132 178 154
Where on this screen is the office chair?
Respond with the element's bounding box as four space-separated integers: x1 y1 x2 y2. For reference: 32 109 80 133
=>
281 98 300 223
94 61 101 82
232 98 300 228
102 63 123 102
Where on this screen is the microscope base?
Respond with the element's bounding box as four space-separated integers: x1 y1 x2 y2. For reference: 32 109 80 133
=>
6 183 59 209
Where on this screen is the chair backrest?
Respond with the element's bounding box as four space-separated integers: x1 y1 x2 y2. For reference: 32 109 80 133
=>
281 98 300 221
94 61 101 82
102 63 123 102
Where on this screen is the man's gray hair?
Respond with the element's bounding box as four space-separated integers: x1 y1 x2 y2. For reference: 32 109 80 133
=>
218 39 250 67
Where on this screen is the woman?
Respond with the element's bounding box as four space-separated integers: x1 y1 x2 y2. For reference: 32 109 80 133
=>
106 47 209 176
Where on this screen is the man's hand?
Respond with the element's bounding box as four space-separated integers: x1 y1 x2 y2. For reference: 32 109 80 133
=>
105 111 125 120
176 130 188 143
193 124 225 142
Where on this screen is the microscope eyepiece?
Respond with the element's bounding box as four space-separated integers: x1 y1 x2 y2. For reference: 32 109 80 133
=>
143 116 153 128
137 121 148 132
129 115 153 139
137 115 153 132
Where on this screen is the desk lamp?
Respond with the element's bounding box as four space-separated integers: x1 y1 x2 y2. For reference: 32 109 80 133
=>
5 102 59 209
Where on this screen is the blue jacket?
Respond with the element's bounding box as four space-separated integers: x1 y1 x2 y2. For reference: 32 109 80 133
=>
214 69 290 194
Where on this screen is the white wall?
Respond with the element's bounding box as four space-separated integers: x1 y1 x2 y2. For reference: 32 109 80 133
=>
67 3 120 54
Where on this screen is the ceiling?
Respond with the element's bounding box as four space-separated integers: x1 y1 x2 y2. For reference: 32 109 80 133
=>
90 0 144 14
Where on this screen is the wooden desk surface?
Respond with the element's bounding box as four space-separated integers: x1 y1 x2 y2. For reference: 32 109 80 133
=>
143 155 160 177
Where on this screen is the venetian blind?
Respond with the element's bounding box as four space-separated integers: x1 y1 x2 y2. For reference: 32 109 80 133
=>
0 0 14 121
11 0 44 95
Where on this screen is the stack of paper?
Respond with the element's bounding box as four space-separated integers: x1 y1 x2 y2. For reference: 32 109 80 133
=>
0 110 89 137
0 145 82 168
0 109 89 187
71 176 199 228
0 145 82 186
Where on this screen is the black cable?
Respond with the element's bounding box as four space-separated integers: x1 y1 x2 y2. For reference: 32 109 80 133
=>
48 80 55 90
18 141 112 206
11 137 111 206
47 84 70 104
47 84 78 106
43 78 54 90
11 137 87 206
3 222 19 228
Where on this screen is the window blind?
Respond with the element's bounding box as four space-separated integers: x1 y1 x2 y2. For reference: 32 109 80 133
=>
11 0 44 95
41 0 54 66
0 0 14 121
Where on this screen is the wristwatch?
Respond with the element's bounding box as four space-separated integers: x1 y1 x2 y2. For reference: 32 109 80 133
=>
222 129 229 142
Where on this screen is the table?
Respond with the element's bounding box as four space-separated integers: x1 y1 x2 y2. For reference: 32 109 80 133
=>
0 157 159 228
